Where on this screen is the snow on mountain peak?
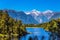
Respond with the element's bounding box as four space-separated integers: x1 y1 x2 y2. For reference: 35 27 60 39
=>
31 9 41 16
25 12 30 15
42 10 54 19
25 10 54 20
32 9 41 13
43 10 53 14
25 9 53 15
25 9 41 16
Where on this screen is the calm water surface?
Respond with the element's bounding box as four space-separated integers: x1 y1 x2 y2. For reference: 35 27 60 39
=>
20 27 51 40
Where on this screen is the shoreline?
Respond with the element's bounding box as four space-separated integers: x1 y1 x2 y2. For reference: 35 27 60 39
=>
26 27 42 28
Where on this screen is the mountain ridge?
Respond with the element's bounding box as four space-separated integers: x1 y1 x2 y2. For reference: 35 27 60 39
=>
1 9 60 24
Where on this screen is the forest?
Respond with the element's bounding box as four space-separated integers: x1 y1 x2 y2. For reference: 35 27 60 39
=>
0 10 27 40
0 10 60 40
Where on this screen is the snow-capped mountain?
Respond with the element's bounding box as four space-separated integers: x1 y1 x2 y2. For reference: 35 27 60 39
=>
7 10 39 24
43 10 54 19
25 9 54 23
51 12 60 19
25 9 43 23
3 9 60 24
26 9 41 15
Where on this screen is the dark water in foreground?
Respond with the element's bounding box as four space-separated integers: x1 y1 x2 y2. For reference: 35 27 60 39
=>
20 27 52 40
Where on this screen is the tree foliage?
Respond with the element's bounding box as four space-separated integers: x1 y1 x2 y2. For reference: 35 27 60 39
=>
0 10 27 40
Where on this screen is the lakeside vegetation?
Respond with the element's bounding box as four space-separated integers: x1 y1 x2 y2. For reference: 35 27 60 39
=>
0 10 60 40
0 10 27 40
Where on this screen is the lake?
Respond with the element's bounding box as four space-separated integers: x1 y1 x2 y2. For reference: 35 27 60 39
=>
20 27 51 40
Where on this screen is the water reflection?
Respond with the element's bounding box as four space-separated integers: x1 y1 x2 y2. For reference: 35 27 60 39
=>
20 28 50 40
33 36 38 40
41 36 45 40
28 36 33 40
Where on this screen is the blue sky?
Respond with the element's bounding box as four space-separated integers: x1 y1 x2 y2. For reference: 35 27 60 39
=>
0 0 60 11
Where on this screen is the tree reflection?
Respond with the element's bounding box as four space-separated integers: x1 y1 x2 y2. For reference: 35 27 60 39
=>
28 36 33 40
41 36 45 40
